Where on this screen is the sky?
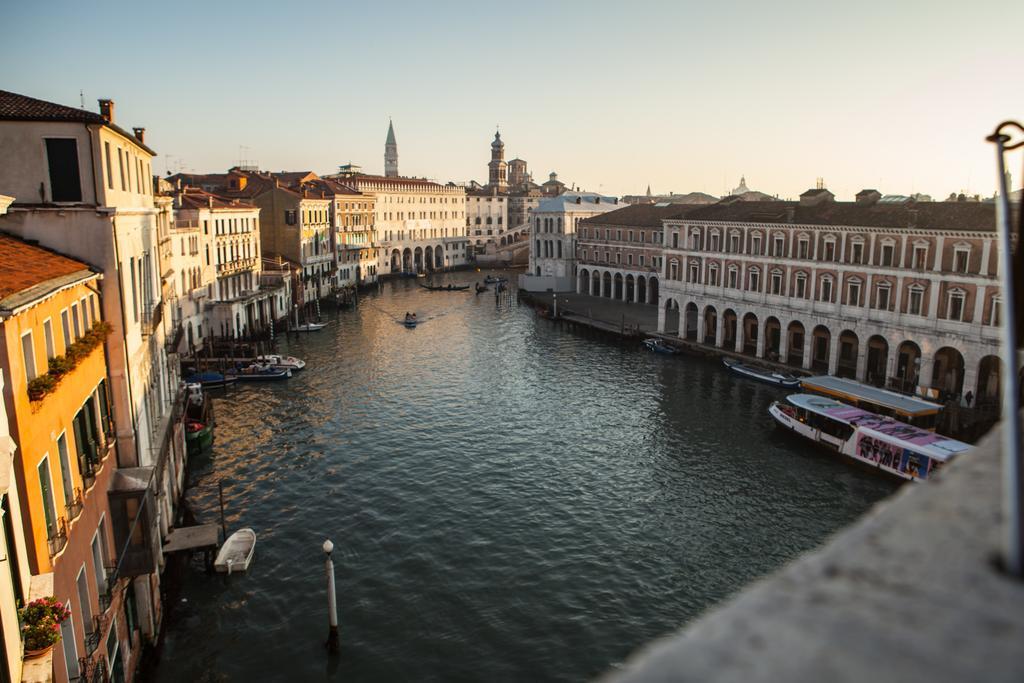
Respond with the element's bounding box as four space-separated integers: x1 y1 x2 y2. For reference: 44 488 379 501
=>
3 0 1022 200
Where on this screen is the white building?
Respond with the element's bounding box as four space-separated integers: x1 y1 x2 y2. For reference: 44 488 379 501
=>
520 193 621 292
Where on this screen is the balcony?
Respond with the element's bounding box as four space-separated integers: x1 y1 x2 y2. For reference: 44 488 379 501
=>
108 467 157 578
65 487 83 522
140 301 163 337
77 654 107 683
216 256 258 275
46 518 68 558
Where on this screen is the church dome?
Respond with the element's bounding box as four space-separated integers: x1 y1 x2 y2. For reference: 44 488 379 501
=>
491 131 504 149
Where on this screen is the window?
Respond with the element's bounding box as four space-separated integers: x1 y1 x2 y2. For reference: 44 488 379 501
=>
823 239 836 261
711 233 720 252
751 235 762 255
908 285 924 315
954 246 970 273
61 604 80 679
639 255 646 267
877 282 891 310
990 297 1002 326
850 240 864 264
92 528 107 594
820 276 834 302
728 266 738 289
880 241 895 267
689 262 700 282
117 148 126 191
709 264 719 286
627 254 634 266
773 235 785 257
81 297 90 329
672 233 679 249
798 237 809 259
71 302 81 339
21 331 37 382
38 456 57 538
43 319 55 359
61 309 71 348
729 233 740 253
947 288 966 321
130 257 138 322
846 279 862 306
795 272 807 298
912 244 928 269
45 138 83 202
104 142 113 190
669 260 679 280
770 270 783 295
749 267 760 292
76 568 93 636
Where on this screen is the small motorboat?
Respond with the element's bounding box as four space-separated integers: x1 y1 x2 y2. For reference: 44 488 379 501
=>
293 322 327 332
255 354 306 371
215 528 257 574
483 275 507 285
184 383 214 454
182 372 238 388
642 338 680 354
403 314 419 328
723 358 801 387
230 363 292 381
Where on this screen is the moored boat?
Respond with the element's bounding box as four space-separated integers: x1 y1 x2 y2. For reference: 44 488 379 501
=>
255 354 306 371
642 338 679 354
215 528 257 574
419 283 470 291
184 383 214 454
293 322 327 332
768 393 971 481
723 358 801 387
182 371 237 388
230 363 292 381
483 275 507 284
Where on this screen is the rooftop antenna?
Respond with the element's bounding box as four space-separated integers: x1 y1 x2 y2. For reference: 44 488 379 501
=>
79 90 84 109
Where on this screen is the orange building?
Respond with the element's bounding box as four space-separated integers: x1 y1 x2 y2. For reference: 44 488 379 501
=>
0 235 139 683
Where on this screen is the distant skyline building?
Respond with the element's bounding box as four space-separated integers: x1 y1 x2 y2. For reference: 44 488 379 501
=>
385 120 398 178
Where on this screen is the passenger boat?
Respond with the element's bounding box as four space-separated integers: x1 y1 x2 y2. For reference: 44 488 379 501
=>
255 354 306 371
768 393 971 481
182 371 237 388
642 338 679 354
215 528 256 574
723 358 801 387
230 364 292 381
800 375 943 431
293 322 327 332
419 283 470 291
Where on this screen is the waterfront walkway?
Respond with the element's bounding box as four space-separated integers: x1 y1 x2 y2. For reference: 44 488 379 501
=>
547 292 660 335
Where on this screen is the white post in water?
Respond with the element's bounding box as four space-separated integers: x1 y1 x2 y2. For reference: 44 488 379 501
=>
553 293 558 318
323 539 340 653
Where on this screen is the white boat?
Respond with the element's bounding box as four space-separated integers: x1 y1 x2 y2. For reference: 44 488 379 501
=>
293 322 327 332
255 354 306 371
768 393 971 481
642 338 679 354
215 528 256 574
723 358 800 387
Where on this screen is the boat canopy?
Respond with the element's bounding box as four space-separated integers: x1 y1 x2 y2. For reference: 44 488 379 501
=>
800 376 942 417
785 394 970 462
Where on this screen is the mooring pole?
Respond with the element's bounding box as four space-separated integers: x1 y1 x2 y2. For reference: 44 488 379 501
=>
218 481 227 541
323 539 340 653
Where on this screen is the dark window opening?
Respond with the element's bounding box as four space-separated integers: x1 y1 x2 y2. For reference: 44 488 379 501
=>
45 138 83 202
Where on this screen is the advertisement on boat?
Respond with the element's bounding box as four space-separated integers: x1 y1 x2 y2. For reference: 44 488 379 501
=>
855 432 929 479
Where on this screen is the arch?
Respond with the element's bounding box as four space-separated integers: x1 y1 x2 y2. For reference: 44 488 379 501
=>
613 273 623 300
740 312 759 355
602 271 612 298
413 247 424 272
592 270 602 296
786 320 806 367
932 347 965 398
703 305 718 346
894 340 921 393
637 276 647 304
625 274 635 302
764 316 782 361
663 297 680 334
722 308 738 350
684 302 700 341
402 247 412 272
535 265 541 276
500 236 507 246
975 355 1001 409
811 325 831 372
647 277 659 304
837 329 859 379
865 335 889 387
425 245 434 271
390 248 401 272
579 268 591 295
436 245 444 269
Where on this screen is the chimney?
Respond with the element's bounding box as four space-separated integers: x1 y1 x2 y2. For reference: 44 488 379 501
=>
98 99 114 123
595 196 601 204
855 189 881 206
208 196 213 209
575 196 582 204
132 127 145 144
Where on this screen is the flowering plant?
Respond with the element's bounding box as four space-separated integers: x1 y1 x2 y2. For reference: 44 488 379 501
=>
19 596 70 650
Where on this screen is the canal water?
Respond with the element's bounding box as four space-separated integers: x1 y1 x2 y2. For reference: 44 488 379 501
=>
154 271 895 682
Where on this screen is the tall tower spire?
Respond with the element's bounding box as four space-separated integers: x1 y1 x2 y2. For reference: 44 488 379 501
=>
385 119 398 178
487 129 507 191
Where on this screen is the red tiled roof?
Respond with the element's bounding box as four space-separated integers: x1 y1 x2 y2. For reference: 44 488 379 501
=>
177 187 256 211
0 233 94 301
581 203 704 227
0 90 157 155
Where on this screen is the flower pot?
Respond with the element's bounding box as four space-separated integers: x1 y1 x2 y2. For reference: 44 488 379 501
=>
24 644 54 659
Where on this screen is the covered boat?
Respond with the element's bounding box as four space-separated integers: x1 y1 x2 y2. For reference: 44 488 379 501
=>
723 358 801 387
768 393 972 481
642 338 679 354
255 354 306 371
215 528 257 574
182 371 237 388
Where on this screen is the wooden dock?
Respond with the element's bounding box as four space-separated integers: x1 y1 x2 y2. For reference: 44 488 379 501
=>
163 524 220 570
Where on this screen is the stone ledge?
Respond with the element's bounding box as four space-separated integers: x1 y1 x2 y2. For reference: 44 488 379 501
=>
601 421 1023 683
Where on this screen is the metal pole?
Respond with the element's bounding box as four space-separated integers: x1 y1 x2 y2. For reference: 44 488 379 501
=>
323 539 340 653
218 480 227 542
553 293 557 319
987 126 1023 577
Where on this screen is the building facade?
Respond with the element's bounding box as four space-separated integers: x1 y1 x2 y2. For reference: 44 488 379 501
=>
658 191 1005 404
520 193 621 292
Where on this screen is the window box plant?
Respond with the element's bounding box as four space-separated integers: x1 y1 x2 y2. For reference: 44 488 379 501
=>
20 596 70 658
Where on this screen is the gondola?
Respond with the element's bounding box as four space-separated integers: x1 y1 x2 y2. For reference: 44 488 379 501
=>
419 283 470 291
723 358 801 387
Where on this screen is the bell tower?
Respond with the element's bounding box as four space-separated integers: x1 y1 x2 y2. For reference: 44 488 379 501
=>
385 119 398 178
487 129 508 191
